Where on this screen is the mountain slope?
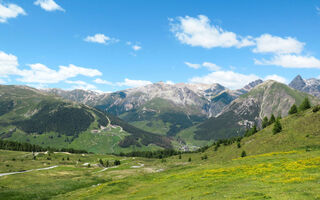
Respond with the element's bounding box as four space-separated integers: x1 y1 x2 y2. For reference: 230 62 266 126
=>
45 80 263 136
289 75 320 98
0 85 171 153
178 80 320 143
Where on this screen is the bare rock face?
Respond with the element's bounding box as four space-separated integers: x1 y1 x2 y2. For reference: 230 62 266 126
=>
289 75 320 98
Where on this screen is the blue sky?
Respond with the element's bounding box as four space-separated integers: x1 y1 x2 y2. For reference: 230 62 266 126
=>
1 0 320 92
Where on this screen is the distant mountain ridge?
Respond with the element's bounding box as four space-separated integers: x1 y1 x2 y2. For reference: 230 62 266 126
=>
0 85 171 154
45 80 263 136
289 75 320 98
178 80 320 143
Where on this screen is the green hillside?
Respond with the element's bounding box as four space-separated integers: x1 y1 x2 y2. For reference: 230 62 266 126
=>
177 81 320 146
0 85 171 154
0 106 320 199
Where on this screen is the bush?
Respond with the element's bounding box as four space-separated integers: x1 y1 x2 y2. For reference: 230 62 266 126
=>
114 160 121 166
288 104 298 115
237 142 241 148
272 119 282 134
188 157 191 162
312 105 320 113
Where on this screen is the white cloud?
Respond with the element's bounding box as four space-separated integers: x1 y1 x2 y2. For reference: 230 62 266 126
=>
166 80 174 85
185 62 201 69
185 61 221 71
94 78 113 85
17 63 102 83
0 79 5 84
253 34 304 54
84 33 119 44
116 78 152 87
255 54 320 69
189 70 260 89
132 45 142 51
34 0 64 12
202 62 221 71
264 74 287 83
170 15 255 49
0 2 26 23
0 51 20 76
65 80 97 90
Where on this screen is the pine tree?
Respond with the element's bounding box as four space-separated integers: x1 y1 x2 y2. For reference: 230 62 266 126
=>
99 159 104 166
241 151 246 157
262 116 269 128
299 97 311 111
188 157 191 162
269 114 276 124
273 119 282 134
288 104 298 115
237 142 241 148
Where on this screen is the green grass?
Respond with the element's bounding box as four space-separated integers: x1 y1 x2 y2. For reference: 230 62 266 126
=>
1 105 320 199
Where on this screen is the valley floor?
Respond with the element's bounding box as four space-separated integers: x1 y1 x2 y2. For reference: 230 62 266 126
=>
0 148 319 199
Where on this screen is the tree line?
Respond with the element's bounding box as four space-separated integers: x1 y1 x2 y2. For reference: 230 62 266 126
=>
0 139 88 154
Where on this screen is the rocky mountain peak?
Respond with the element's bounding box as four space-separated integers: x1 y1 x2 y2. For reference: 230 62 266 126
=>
289 75 306 91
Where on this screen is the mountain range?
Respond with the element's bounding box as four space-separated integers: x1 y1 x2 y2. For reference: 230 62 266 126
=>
1 75 320 152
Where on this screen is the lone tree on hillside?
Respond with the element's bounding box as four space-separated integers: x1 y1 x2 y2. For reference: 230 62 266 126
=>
241 151 246 157
262 116 269 128
299 97 311 111
269 114 276 124
273 119 282 134
288 104 298 115
188 157 191 162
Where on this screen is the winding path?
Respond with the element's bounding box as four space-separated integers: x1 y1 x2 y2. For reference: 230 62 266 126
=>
0 165 58 177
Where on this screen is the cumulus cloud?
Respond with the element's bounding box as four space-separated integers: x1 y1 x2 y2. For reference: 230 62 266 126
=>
94 78 152 88
0 2 26 23
189 70 260 89
170 15 255 49
202 62 221 71
34 0 64 12
165 80 175 85
185 61 220 71
65 80 97 90
185 62 201 69
253 34 305 54
255 54 320 69
0 51 20 76
84 33 119 45
132 45 142 51
264 74 287 83
17 63 102 83
116 78 152 87
94 78 113 85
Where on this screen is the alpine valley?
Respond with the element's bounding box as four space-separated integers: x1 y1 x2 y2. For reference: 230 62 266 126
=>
1 75 314 153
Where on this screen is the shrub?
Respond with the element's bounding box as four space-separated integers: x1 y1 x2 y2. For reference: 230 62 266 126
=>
312 105 320 113
188 157 191 162
237 142 241 148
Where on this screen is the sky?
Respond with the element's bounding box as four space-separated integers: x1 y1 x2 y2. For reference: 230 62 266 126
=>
1 0 320 92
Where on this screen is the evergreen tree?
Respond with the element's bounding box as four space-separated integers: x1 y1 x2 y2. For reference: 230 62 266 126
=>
241 151 246 157
99 159 104 166
269 114 276 124
262 116 269 128
237 142 241 148
273 119 282 134
188 157 191 162
299 97 311 111
288 104 298 115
